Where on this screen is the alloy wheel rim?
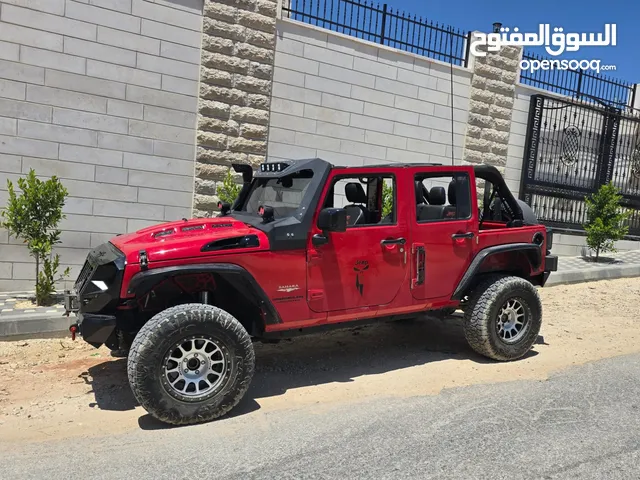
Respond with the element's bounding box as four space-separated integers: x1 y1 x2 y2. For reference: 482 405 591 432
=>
496 298 529 344
163 336 228 400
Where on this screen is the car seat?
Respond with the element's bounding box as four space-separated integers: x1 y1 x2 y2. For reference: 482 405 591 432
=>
443 179 457 219
344 182 368 226
417 186 447 220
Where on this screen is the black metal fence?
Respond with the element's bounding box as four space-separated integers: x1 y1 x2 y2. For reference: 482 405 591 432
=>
520 94 640 236
520 52 636 111
282 0 469 66
282 1 635 109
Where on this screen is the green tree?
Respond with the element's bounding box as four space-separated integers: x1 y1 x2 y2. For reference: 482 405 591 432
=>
583 182 630 261
218 168 242 205
1 169 70 305
382 180 393 218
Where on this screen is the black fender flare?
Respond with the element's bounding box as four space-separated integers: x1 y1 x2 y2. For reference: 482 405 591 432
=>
126 263 282 325
451 243 542 301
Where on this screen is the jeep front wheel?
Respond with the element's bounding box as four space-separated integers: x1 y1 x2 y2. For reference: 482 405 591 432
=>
127 303 255 425
463 275 542 361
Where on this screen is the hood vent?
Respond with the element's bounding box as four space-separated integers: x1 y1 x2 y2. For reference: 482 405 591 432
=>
201 235 260 252
154 228 175 238
182 224 205 232
212 223 233 229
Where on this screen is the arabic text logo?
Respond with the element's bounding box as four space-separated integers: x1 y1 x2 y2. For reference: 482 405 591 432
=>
469 24 616 58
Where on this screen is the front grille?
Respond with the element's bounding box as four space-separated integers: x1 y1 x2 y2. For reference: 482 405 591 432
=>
75 260 95 292
75 242 126 314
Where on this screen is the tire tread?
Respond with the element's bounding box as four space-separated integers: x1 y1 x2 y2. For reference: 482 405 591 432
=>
127 303 255 426
463 275 542 361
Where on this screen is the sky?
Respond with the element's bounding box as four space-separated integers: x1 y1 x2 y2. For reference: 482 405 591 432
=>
389 0 637 85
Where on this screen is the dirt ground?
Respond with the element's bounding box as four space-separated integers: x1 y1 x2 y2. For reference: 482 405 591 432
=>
1 277 639 444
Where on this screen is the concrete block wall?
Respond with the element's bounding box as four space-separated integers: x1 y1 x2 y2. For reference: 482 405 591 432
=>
0 0 204 291
551 233 640 257
462 40 521 176
267 19 472 168
193 0 277 217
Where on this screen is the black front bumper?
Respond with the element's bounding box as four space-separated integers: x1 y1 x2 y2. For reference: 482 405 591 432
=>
65 290 118 347
65 241 125 347
77 313 117 347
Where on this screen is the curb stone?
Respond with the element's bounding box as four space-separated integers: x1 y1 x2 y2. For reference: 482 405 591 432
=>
0 311 73 340
1 263 639 340
545 264 640 287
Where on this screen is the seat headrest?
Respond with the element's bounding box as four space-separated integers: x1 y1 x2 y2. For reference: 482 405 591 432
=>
345 182 367 204
429 186 446 206
448 179 457 205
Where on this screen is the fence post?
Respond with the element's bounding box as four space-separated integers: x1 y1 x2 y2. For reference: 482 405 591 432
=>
463 31 472 68
379 4 388 46
520 95 545 203
596 106 620 187
576 69 583 100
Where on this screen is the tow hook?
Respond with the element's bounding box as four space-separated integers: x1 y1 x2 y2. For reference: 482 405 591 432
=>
69 324 79 341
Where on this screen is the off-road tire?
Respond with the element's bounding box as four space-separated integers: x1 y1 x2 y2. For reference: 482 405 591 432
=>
463 275 542 361
127 303 254 425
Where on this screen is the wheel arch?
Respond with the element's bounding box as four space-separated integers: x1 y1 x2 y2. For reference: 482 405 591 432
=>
452 243 543 301
127 263 281 336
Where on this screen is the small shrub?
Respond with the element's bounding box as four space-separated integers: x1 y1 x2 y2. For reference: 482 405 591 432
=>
218 168 242 205
1 169 70 305
382 180 393 218
583 182 630 261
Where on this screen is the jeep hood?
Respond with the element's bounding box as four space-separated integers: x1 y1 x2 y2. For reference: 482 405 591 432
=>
109 216 269 265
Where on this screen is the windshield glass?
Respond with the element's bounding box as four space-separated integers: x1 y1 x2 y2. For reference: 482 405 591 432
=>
242 169 314 218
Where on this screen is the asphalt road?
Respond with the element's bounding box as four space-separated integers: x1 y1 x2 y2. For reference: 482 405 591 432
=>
2 354 640 480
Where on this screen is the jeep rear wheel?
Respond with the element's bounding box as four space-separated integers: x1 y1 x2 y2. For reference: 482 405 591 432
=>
463 275 542 361
127 304 255 425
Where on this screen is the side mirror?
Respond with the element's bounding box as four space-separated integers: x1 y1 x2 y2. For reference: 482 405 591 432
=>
317 208 347 233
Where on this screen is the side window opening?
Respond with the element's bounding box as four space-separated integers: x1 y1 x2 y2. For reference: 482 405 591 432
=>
414 173 471 223
479 180 516 226
324 175 396 227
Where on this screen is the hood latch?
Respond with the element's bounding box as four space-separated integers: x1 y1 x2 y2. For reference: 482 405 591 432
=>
139 250 149 271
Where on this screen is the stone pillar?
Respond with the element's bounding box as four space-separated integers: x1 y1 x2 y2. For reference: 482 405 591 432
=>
194 0 278 217
462 35 522 174
631 84 640 112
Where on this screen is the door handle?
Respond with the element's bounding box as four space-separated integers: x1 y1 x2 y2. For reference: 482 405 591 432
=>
452 232 474 239
381 237 406 246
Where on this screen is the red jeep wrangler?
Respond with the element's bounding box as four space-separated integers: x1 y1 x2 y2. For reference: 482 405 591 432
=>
65 159 557 425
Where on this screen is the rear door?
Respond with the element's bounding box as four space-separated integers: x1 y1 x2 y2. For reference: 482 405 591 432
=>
410 168 478 300
306 169 409 312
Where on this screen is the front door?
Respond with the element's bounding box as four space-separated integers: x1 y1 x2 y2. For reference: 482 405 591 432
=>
410 169 478 300
307 171 409 312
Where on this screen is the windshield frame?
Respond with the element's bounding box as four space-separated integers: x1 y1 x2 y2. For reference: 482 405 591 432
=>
239 168 315 220
225 159 332 249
